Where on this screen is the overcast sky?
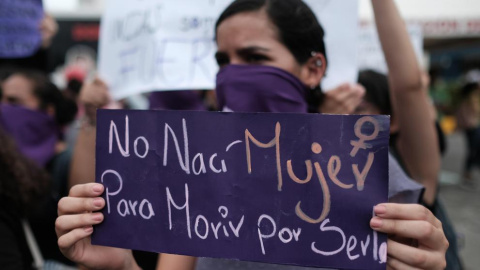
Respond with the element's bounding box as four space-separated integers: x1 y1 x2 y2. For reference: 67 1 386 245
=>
44 0 480 20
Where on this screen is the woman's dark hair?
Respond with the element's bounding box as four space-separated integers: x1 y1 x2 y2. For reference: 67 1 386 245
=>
9 69 78 126
67 78 83 96
0 127 50 214
215 0 327 112
0 66 15 100
460 82 480 99
358 69 393 116
216 0 327 65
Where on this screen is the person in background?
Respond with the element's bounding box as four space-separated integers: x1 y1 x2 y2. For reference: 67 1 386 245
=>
1 69 77 165
0 124 50 270
0 69 77 268
456 82 480 188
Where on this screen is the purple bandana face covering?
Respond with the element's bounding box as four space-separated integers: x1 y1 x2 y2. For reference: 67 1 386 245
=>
216 65 309 113
0 104 58 166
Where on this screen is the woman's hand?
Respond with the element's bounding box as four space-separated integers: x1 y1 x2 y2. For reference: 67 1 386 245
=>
39 14 58 49
370 203 448 270
56 183 141 270
79 77 111 125
80 78 110 108
319 83 365 114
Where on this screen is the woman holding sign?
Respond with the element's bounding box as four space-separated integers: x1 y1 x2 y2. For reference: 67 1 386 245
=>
55 0 448 269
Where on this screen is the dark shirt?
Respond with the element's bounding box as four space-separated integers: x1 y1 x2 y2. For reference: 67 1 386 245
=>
0 198 34 270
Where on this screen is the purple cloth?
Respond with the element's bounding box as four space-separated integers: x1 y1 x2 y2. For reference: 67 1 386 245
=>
216 65 308 113
0 0 43 58
0 104 57 166
149 91 206 111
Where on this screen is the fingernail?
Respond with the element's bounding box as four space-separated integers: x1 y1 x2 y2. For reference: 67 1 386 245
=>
92 213 103 222
374 205 387 215
92 184 103 193
370 217 383 228
93 198 103 208
84 226 93 233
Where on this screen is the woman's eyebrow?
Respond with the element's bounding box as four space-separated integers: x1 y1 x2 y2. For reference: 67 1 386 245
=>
237 46 270 55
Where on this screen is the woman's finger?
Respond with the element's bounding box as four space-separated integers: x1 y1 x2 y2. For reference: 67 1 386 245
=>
387 239 446 270
93 77 108 89
342 85 365 112
57 227 94 254
370 218 445 249
69 183 104 198
374 203 441 228
330 83 353 100
58 197 105 216
387 255 422 270
55 213 104 236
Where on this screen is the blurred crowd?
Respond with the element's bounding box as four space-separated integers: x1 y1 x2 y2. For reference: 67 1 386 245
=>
1 0 479 269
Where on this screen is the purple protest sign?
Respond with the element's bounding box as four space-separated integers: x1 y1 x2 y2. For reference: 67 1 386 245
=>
92 110 390 270
0 0 43 58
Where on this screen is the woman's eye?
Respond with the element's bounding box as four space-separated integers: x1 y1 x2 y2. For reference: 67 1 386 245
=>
245 54 268 63
215 55 229 67
6 97 19 105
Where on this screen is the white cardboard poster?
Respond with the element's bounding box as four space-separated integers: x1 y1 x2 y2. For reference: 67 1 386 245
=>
357 24 424 74
98 0 359 99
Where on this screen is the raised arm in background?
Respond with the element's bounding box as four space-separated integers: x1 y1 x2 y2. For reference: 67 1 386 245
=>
68 78 110 188
372 0 440 206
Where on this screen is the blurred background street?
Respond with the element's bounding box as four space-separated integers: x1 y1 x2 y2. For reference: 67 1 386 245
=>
439 132 480 270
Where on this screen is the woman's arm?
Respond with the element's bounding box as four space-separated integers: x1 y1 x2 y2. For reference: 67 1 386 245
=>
69 124 96 188
68 78 111 188
319 83 365 114
372 0 440 205
156 254 197 270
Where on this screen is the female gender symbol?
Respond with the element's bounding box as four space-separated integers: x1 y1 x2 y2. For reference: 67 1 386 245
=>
350 116 380 157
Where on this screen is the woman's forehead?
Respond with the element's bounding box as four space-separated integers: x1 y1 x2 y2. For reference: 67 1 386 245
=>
3 74 32 90
216 11 280 51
